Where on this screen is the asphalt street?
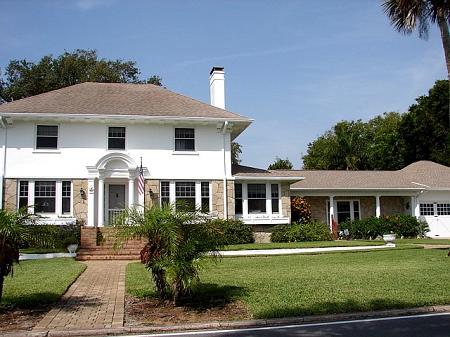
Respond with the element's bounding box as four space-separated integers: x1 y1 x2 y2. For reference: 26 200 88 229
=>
116 312 450 337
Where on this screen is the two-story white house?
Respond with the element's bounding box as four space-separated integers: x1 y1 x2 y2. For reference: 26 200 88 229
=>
0 68 300 237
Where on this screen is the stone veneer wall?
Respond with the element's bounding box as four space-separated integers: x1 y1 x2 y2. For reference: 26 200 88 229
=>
380 196 408 215
211 180 235 219
303 196 328 223
3 178 17 211
280 182 291 221
144 179 160 207
72 179 88 224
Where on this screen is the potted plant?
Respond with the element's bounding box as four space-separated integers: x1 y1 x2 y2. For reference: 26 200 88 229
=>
382 232 396 245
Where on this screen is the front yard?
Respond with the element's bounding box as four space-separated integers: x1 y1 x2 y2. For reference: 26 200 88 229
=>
127 248 450 322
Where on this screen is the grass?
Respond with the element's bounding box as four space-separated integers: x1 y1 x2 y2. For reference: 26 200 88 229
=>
20 248 67 254
396 238 450 245
127 249 450 319
1 258 86 308
223 240 385 251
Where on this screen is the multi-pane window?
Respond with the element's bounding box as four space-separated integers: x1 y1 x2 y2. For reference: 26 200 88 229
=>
248 184 266 214
271 184 279 213
174 128 195 151
108 127 126 150
19 181 29 209
175 182 196 211
235 183 243 215
62 181 71 214
36 125 58 149
34 181 56 213
160 181 170 206
201 182 210 213
353 201 360 220
420 203 434 216
437 203 450 216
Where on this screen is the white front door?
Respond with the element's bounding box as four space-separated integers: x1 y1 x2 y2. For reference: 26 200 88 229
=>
108 184 125 225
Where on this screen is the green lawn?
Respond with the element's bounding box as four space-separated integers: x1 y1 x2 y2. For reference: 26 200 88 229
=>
1 258 86 307
396 238 450 245
127 249 450 319
223 240 385 251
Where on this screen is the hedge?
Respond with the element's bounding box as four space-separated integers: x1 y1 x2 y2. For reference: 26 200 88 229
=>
339 215 428 239
23 223 80 249
271 222 332 242
209 219 255 245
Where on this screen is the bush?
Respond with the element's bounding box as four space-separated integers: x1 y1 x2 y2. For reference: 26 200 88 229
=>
271 222 332 242
209 219 254 245
340 215 428 239
24 223 80 249
291 197 312 223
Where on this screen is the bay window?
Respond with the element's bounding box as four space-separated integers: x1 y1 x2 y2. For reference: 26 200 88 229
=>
247 184 266 214
159 181 211 213
235 183 243 215
35 181 56 213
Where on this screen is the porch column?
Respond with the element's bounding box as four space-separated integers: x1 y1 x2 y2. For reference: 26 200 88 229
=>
98 177 104 227
87 178 95 227
375 195 381 218
414 197 420 217
329 196 334 231
128 178 135 208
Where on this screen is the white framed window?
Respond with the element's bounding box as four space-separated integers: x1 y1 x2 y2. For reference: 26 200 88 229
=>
36 125 58 149
235 183 243 215
437 203 450 216
327 200 360 224
174 128 195 151
159 181 211 213
108 127 126 150
271 184 279 214
17 180 72 216
247 184 266 214
420 203 435 216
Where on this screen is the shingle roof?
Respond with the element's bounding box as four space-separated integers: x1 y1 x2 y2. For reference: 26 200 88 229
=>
234 161 450 190
0 82 250 121
290 161 450 190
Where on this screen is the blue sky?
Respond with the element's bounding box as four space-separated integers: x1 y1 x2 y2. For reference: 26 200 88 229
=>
1 0 447 168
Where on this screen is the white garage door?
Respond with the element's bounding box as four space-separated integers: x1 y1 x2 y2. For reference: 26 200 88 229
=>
420 203 450 238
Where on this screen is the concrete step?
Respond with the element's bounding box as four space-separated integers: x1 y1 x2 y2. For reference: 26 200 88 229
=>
76 254 141 261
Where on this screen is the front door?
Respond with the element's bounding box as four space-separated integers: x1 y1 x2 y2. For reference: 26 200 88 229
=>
108 184 125 225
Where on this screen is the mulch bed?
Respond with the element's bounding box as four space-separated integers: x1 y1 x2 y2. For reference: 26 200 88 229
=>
0 306 48 332
125 295 251 326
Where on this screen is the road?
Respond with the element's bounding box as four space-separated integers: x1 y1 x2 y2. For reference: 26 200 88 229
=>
116 312 450 337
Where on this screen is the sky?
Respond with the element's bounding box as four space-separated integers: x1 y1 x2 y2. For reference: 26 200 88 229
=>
0 0 447 169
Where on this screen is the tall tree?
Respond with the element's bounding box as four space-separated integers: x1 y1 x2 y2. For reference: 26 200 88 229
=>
268 157 293 170
231 142 242 165
0 49 162 101
382 0 450 79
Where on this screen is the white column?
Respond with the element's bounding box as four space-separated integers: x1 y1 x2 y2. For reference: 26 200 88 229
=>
410 196 415 217
375 195 381 218
329 196 334 231
128 178 135 208
414 197 420 217
98 178 104 227
242 183 248 217
87 178 95 227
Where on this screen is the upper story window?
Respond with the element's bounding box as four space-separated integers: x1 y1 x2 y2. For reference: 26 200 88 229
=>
175 128 195 151
108 127 126 150
36 125 58 149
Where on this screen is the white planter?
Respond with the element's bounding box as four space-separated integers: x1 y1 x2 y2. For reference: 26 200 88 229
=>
383 234 396 243
67 244 78 254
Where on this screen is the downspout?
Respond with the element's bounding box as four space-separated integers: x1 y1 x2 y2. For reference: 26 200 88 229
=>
0 117 7 210
222 121 229 219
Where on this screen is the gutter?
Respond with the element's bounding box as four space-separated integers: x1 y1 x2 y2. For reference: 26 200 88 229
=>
222 121 229 219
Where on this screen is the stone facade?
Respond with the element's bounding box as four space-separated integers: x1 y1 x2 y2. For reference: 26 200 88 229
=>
211 180 235 219
73 179 88 224
303 196 328 223
380 196 408 215
3 178 17 211
280 182 291 221
144 179 160 207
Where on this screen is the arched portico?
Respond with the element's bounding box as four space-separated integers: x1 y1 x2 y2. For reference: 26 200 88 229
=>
86 153 144 227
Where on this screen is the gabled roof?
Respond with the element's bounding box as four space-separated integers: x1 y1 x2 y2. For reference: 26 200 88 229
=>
233 161 450 190
0 82 251 120
290 161 450 190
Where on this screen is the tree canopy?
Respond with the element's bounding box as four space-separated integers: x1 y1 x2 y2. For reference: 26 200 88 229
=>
0 49 162 101
302 80 449 170
231 142 242 165
268 157 294 170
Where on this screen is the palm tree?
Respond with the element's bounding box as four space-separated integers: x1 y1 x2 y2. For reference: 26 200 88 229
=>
0 209 51 303
382 0 450 79
114 204 223 305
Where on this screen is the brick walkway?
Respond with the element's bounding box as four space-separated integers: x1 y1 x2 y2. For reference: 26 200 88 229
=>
34 261 129 331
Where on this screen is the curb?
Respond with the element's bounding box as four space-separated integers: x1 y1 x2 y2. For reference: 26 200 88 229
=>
2 305 450 337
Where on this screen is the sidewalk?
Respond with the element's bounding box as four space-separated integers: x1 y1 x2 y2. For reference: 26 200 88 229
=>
32 261 129 332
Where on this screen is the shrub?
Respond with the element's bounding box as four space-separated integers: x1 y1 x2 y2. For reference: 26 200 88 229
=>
340 215 428 239
291 197 312 223
24 223 80 249
209 219 254 245
271 222 332 242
